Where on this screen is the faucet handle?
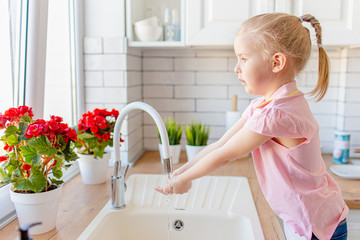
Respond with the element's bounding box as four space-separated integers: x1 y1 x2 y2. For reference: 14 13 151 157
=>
162 157 172 175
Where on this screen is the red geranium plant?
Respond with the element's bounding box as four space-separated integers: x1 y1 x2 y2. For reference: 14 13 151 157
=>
0 106 78 193
76 108 121 159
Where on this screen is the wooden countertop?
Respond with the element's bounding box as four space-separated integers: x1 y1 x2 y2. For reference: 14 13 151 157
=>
1 152 358 240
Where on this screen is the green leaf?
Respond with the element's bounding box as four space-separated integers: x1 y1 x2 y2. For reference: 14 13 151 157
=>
52 168 63 179
21 115 32 122
77 132 96 139
6 135 19 146
28 135 57 157
0 168 9 182
49 177 63 186
4 125 20 137
14 178 33 191
19 145 41 165
18 122 30 141
29 170 47 193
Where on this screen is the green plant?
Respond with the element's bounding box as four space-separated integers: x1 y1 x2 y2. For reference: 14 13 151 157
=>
75 108 121 158
158 118 182 145
0 106 78 193
185 120 210 146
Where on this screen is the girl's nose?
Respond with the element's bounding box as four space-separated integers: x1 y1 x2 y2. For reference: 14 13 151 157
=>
234 63 241 73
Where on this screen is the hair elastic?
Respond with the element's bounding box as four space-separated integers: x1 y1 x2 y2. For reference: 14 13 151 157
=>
298 16 303 23
318 43 323 48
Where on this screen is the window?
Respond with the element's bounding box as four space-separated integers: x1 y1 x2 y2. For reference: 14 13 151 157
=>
0 0 28 227
0 0 84 227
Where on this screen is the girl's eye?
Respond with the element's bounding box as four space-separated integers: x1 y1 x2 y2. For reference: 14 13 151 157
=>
241 57 247 62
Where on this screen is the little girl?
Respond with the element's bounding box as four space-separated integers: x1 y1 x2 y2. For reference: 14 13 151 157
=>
155 13 348 240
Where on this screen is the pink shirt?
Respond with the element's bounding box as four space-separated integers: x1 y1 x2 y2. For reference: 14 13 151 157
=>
242 82 348 240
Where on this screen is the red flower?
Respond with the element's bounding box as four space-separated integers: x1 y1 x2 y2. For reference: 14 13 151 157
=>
51 115 63 123
90 125 98 134
22 163 32 171
47 119 60 131
65 129 77 142
4 108 19 119
0 115 9 129
0 156 8 162
102 133 110 141
3 143 14 152
25 120 47 138
18 106 34 118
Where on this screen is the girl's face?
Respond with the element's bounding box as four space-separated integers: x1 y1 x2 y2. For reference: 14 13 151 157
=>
233 36 274 96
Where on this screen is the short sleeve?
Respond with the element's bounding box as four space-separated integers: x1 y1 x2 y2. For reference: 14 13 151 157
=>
244 107 303 139
241 104 252 120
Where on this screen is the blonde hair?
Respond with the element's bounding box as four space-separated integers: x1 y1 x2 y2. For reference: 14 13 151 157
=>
237 13 329 101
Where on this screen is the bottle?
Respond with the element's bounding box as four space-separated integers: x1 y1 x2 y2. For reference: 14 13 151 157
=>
17 222 42 240
171 8 180 41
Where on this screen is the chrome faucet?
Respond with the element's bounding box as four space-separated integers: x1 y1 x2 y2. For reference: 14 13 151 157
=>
111 102 173 209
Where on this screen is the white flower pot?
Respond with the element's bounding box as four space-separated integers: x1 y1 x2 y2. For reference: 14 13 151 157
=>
185 145 206 161
10 185 62 235
159 144 181 164
77 152 110 184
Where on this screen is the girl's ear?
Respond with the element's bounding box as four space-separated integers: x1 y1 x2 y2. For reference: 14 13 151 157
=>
272 53 287 73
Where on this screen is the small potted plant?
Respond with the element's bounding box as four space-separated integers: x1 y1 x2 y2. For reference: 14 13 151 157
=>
0 106 78 235
158 118 182 164
185 120 210 161
76 108 121 184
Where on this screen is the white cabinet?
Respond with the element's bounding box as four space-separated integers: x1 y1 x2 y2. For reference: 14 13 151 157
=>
277 0 360 46
185 0 275 46
185 0 360 46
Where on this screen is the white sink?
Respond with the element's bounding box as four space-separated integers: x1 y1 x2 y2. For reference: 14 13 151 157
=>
78 174 264 240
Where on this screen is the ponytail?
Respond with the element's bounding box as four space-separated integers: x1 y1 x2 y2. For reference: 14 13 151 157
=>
301 14 330 101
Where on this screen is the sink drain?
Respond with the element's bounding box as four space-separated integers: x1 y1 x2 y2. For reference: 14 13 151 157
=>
173 219 184 231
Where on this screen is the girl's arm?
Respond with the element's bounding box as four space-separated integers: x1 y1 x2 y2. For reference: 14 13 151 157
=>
156 127 271 195
173 117 247 176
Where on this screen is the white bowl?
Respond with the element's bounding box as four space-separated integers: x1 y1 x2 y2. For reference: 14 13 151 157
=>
134 16 159 27
134 25 163 41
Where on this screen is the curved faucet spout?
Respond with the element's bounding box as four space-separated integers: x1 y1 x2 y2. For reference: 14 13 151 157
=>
113 102 172 174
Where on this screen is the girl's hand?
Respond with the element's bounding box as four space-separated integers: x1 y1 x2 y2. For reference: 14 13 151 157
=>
155 175 192 195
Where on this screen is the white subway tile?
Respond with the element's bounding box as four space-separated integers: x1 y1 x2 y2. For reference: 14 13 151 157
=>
127 86 142 102
104 71 125 87
143 49 196 57
84 54 127 70
336 115 345 130
209 126 226 139
144 138 160 151
128 140 144 163
144 125 158 138
85 87 127 103
143 112 174 124
347 58 360 73
128 127 143 150
85 71 103 87
196 49 234 57
319 128 334 144
345 117 360 131
321 87 338 101
347 47 360 57
85 103 104 112
344 102 360 116
175 86 227 99
103 103 126 112
175 58 227 71
330 58 341 72
346 73 360 87
143 72 195 85
196 99 249 112
314 114 336 128
128 113 143 134
127 55 142 71
196 72 238 85
143 58 173 71
126 71 142 87
345 88 360 102
308 101 337 115
228 86 251 99
84 37 102 54
144 85 173 98
103 37 125 53
144 99 195 111
175 112 225 125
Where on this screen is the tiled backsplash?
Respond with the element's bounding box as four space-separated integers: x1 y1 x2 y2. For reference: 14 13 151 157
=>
84 36 360 164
